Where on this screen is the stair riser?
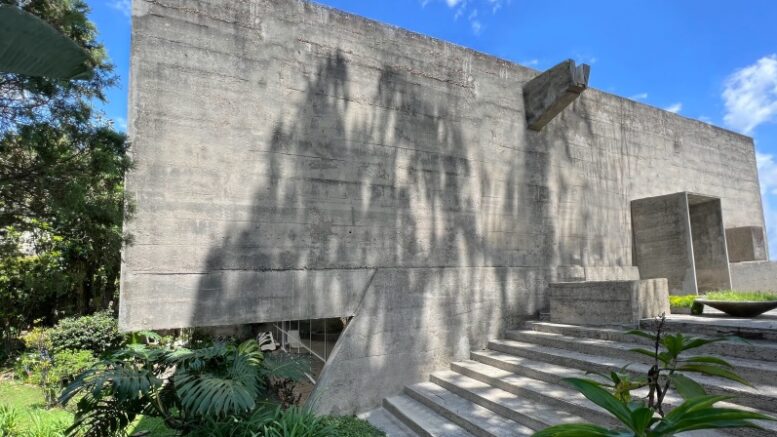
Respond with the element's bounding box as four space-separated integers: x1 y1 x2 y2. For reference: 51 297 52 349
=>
382 398 435 437
525 324 777 362
471 351 777 435
449 362 618 427
506 332 777 385
404 386 496 437
643 321 777 343
429 374 546 431
485 343 777 413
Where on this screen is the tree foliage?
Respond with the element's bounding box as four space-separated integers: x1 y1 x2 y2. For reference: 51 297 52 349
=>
0 0 130 342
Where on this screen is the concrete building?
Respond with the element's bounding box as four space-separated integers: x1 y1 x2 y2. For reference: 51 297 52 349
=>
121 0 774 414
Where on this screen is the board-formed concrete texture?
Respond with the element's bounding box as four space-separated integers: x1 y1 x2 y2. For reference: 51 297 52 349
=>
730 261 777 292
727 226 768 263
548 279 669 326
631 193 696 295
123 0 765 413
631 192 732 295
688 195 731 292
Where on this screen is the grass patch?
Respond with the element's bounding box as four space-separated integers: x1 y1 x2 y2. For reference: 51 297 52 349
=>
703 290 777 301
0 380 173 436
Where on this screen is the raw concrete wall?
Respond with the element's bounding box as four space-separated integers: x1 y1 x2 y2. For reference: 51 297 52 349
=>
549 279 669 326
122 0 764 413
730 261 777 292
689 197 731 292
631 193 696 295
727 226 767 263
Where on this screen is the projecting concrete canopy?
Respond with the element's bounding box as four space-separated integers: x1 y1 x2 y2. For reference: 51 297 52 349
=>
631 192 731 295
523 59 590 131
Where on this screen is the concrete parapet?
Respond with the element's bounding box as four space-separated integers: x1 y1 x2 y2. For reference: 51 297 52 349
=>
549 279 669 326
730 261 777 292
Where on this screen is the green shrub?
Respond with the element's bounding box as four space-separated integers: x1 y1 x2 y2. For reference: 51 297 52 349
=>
703 290 777 301
0 404 19 436
20 327 52 353
15 349 96 407
49 311 123 355
669 295 697 309
50 350 97 386
668 295 704 315
323 415 386 437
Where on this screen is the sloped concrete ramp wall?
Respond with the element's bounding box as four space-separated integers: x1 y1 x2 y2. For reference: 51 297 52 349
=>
122 0 764 413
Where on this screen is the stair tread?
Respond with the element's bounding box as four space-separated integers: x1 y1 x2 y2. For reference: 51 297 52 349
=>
487 338 777 398
385 394 474 437
432 369 585 428
360 407 418 437
507 329 777 374
407 382 534 436
450 360 611 421
471 349 777 432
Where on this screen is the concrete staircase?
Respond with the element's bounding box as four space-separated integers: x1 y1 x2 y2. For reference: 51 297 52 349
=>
360 320 777 436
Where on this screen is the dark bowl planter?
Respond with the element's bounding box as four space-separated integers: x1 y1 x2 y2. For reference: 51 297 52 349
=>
695 299 777 318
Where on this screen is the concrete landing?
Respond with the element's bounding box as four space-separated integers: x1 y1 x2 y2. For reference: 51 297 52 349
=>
649 308 777 341
364 318 777 436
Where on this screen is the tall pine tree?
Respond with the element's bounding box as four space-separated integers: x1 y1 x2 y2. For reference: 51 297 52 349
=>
0 0 130 340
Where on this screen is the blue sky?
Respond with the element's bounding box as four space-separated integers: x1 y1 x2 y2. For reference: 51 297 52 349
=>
89 0 777 257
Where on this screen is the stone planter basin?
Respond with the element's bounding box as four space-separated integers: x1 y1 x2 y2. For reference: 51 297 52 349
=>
695 299 777 318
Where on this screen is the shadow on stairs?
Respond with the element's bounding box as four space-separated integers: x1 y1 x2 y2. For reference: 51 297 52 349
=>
359 319 777 436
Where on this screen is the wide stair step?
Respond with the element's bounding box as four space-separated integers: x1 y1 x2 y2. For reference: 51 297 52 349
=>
367 321 777 437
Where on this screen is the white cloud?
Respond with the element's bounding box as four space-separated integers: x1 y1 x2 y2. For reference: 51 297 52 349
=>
521 59 539 67
112 116 127 131
110 0 131 18
468 9 482 35
723 54 777 135
757 151 777 259
426 0 510 34
487 0 510 13
664 102 682 113
629 92 648 100
757 152 777 196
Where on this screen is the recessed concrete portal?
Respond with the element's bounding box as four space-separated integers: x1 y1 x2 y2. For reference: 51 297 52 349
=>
631 192 731 295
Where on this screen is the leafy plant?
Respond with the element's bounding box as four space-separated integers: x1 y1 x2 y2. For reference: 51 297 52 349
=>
0 404 19 436
322 415 386 437
49 311 123 355
24 410 68 437
533 314 775 436
20 326 52 352
60 338 310 437
15 349 96 407
668 295 703 315
260 406 337 437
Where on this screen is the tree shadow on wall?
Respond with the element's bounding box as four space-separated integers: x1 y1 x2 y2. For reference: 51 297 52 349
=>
193 50 549 412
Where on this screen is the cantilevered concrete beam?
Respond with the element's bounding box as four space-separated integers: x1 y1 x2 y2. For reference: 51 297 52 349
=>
523 59 590 131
